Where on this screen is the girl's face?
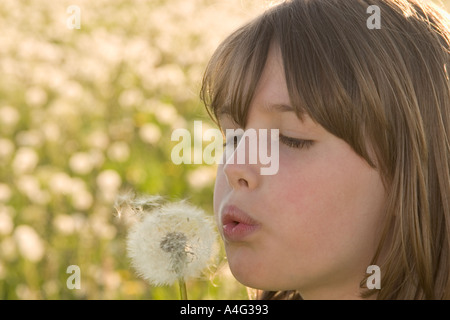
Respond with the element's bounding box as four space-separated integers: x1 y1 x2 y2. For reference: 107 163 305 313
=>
214 45 387 299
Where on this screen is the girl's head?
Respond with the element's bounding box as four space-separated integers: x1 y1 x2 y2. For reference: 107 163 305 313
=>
201 0 450 299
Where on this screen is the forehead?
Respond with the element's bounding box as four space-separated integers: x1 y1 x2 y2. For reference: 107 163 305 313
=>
252 44 290 107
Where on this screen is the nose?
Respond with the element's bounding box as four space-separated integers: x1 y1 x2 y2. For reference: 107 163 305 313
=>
222 130 261 190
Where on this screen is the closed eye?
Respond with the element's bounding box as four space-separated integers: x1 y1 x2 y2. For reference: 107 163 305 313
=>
223 133 313 149
279 134 314 149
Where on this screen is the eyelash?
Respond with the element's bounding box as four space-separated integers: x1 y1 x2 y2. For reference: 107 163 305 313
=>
279 134 314 149
222 134 314 149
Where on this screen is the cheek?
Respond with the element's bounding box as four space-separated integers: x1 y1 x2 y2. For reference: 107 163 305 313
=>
279 144 380 207
274 147 386 249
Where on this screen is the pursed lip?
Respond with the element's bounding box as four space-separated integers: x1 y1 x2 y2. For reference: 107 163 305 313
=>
220 204 260 242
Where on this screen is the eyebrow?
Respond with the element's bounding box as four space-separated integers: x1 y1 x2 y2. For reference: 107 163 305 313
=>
263 103 295 113
218 103 296 115
216 102 308 126
217 106 231 116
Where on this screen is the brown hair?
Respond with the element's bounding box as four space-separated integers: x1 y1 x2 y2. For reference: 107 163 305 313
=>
201 0 450 299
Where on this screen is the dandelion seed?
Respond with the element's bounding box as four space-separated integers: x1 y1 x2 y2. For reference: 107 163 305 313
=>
159 231 190 275
115 193 218 298
114 192 164 226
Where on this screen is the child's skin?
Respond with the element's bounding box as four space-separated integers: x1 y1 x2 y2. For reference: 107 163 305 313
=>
214 44 388 299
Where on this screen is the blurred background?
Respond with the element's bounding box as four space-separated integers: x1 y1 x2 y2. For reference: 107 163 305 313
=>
0 0 449 300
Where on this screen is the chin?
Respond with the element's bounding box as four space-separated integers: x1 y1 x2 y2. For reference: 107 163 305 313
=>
226 247 260 285
226 248 282 291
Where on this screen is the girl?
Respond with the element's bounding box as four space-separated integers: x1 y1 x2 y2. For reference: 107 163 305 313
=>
200 0 450 299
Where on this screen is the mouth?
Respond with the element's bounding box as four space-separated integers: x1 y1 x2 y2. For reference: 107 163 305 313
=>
221 205 260 242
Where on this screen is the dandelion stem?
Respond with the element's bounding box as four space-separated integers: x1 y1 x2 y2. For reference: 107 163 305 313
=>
178 278 188 300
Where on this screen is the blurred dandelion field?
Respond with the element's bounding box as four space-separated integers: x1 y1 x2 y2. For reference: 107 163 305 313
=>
0 0 266 300
1 0 449 301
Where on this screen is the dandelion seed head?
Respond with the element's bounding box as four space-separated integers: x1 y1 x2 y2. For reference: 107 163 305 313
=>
14 225 45 262
123 196 218 286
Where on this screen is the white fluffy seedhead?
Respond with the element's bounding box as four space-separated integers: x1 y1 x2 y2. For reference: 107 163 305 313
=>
119 195 218 286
